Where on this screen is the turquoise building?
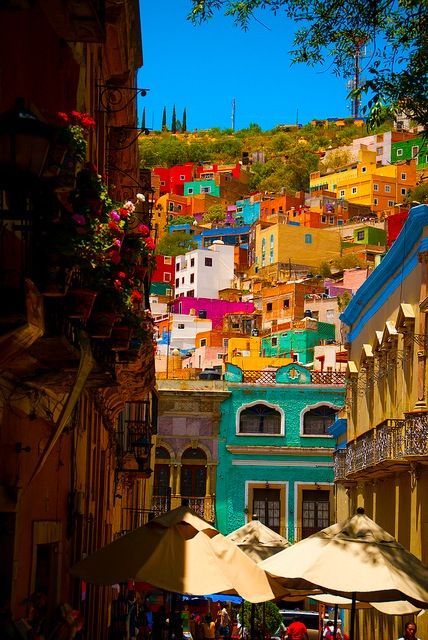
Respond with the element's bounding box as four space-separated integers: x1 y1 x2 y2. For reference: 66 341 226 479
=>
216 363 345 540
261 322 335 364
184 179 220 197
235 197 261 225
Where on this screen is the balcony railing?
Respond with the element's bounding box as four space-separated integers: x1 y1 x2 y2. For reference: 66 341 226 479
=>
151 494 216 523
241 370 346 385
333 414 428 481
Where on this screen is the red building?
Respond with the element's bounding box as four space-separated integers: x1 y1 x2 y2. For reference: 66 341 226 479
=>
386 209 409 247
152 254 176 285
153 163 196 195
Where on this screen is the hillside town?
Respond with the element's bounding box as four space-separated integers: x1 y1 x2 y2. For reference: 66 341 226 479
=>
1 0 428 639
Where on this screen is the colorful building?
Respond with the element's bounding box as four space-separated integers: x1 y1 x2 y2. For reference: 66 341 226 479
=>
152 163 196 196
310 147 417 216
336 203 428 639
391 135 428 173
174 243 235 299
171 297 255 329
261 281 326 329
217 363 345 537
261 317 336 365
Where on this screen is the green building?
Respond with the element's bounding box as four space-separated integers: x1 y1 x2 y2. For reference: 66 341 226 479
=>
391 136 428 171
261 321 335 364
184 179 220 197
217 363 345 540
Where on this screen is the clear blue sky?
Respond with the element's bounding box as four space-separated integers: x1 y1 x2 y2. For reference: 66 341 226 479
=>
138 1 352 132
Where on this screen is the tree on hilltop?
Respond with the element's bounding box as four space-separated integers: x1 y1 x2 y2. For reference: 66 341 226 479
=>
188 0 428 130
182 108 187 132
156 232 198 257
162 107 167 131
171 105 177 134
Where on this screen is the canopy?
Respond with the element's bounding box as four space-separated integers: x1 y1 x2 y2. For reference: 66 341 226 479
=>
226 517 290 562
260 508 428 609
309 593 421 615
71 506 304 603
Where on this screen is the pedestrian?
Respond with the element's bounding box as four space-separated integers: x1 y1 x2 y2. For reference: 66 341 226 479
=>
285 616 309 640
218 604 230 640
397 622 421 640
202 614 216 640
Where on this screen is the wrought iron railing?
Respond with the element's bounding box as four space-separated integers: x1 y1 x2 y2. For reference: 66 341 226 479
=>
151 494 216 523
241 370 346 385
334 414 428 481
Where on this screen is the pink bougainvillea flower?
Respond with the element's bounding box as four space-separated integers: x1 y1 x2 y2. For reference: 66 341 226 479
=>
109 210 121 222
113 238 122 247
130 289 143 303
109 250 121 265
57 111 69 124
138 224 150 236
144 237 156 250
119 207 130 219
123 201 136 213
72 214 86 226
118 271 126 279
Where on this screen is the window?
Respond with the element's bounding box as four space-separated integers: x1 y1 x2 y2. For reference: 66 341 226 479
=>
352 187 357 194
302 490 330 537
252 487 281 533
303 405 337 435
374 198 379 205
339 190 345 197
361 166 366 173
401 188 407 196
338 219 344 225
223 338 229 349
175 278 179 287
190 273 194 283
239 404 282 434
329 216 334 224
204 257 213 267
164 256 172 265
178 323 185 329
190 258 195 267
187 290 194 297
321 215 327 223
388 200 395 207
305 234 312 244
200 338 207 347
401 173 407 180
283 299 290 309
176 263 180 271
217 352 224 360
181 277 184 284
266 302 273 312
412 146 419 161
160 180 166 186
163 272 171 282
385 184 391 193
357 230 365 241
373 184 379 192
396 149 403 157
179 174 185 180
201 186 211 194
180 448 207 497
166 288 172 296
188 188 194 195
271 337 278 346
376 146 383 154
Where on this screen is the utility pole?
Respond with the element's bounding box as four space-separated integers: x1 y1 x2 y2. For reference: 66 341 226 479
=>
231 98 236 132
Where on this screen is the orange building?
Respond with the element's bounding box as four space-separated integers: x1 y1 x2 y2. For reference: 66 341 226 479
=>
261 281 325 330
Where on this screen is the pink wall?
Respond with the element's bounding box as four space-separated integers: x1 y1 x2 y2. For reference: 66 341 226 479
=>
171 297 255 329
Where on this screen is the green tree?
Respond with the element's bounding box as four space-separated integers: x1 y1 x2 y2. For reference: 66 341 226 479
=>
202 204 226 224
182 107 187 132
189 1 428 130
320 149 353 172
168 216 195 226
332 254 365 270
405 183 428 206
171 104 177 134
162 107 167 132
241 601 282 635
156 232 198 256
319 260 332 278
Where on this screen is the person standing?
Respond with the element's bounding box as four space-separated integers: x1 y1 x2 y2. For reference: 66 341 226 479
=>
397 622 421 640
203 614 216 640
219 604 230 640
285 616 309 640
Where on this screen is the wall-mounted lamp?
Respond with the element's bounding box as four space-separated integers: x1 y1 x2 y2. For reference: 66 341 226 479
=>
15 442 31 453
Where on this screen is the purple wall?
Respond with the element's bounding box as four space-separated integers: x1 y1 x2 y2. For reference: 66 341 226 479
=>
171 297 255 329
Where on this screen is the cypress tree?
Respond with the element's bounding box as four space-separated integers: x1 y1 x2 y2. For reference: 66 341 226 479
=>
171 104 177 134
182 107 187 132
141 107 146 129
162 107 167 131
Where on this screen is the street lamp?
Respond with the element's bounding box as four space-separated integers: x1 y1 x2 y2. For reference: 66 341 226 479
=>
0 98 52 177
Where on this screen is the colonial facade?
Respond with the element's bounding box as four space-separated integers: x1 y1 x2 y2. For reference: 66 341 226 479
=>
217 363 345 538
336 203 428 638
0 1 156 636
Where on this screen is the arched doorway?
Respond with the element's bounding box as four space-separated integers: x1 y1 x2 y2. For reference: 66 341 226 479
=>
180 447 207 518
153 446 171 515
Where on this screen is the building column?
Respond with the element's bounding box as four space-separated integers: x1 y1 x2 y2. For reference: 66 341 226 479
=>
415 252 428 407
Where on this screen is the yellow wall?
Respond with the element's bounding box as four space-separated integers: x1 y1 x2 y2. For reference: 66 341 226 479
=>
227 336 292 370
254 221 342 269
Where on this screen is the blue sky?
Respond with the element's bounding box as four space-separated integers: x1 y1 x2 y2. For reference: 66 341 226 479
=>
138 1 352 132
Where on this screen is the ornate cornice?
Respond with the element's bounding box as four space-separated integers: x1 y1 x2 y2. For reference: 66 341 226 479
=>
226 445 334 457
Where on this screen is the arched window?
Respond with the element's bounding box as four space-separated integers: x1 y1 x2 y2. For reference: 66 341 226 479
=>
180 448 207 497
153 447 171 512
303 405 337 435
239 404 281 434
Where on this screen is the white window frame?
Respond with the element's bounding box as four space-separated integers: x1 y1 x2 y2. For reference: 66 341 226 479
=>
300 402 341 438
396 148 403 157
373 184 379 192
164 256 172 265
352 187 357 194
179 174 186 180
236 400 285 436
201 186 212 194
339 190 345 197
373 198 379 206
187 187 194 194
385 184 391 193
388 200 395 207
401 173 407 180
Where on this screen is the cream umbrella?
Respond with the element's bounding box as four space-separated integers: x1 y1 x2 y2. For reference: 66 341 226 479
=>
260 508 428 639
70 506 304 603
226 516 290 562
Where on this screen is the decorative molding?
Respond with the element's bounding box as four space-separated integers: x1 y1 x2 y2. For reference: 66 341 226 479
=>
226 444 334 457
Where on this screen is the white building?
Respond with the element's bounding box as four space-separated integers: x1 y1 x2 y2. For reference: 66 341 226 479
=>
156 313 212 355
174 241 234 299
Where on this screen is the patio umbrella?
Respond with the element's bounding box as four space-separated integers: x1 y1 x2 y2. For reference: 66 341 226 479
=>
259 508 428 639
70 506 303 603
309 593 421 616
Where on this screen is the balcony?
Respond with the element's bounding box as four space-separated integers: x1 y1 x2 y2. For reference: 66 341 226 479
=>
333 414 428 481
151 494 216 523
240 370 346 385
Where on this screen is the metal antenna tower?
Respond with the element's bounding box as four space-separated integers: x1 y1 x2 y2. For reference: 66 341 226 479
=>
231 98 236 131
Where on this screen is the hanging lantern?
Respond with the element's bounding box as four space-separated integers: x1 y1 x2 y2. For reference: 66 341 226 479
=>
0 97 52 177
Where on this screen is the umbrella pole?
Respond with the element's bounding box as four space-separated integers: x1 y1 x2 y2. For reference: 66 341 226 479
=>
251 603 255 640
333 604 338 640
350 594 356 640
262 602 266 640
241 600 245 638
